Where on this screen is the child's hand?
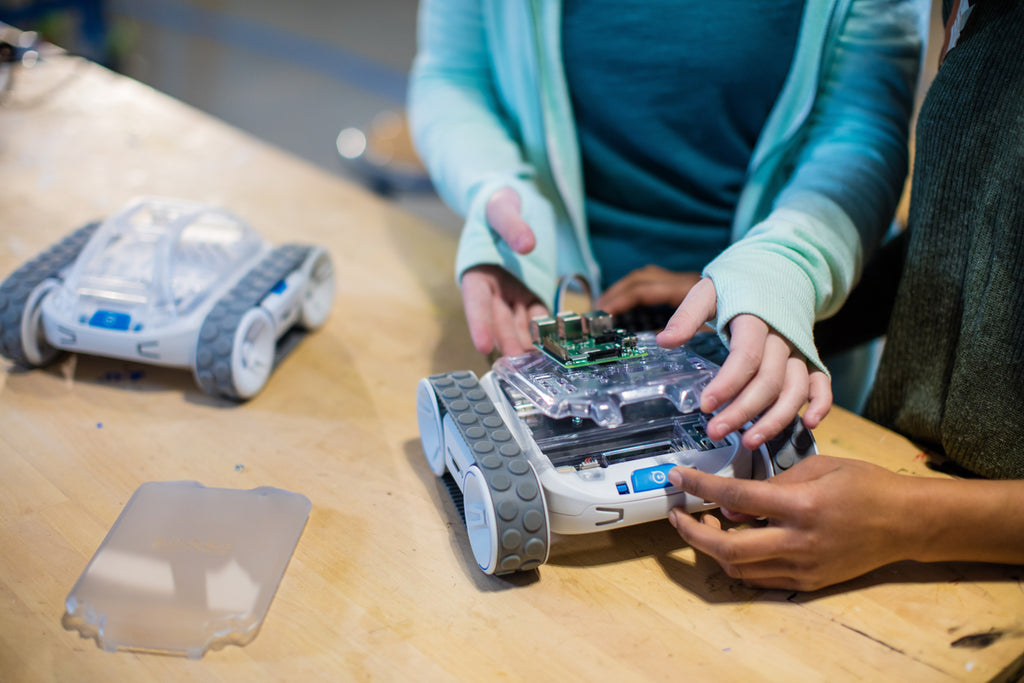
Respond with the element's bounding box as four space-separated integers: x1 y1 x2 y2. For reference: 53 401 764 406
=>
457 188 548 356
461 265 547 356
485 186 536 255
596 265 701 314
657 278 831 449
667 455 918 591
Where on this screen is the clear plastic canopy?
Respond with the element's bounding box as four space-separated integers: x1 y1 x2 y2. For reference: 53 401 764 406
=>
493 331 720 428
63 481 310 659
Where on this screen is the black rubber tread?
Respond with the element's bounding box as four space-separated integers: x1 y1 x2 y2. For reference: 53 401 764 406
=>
0 221 101 367
426 370 549 575
441 471 466 523
194 244 311 399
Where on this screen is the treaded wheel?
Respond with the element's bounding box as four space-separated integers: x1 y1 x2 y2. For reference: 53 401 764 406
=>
194 244 310 399
423 371 550 575
758 417 818 477
463 466 499 573
230 308 276 399
20 280 60 366
299 249 334 330
0 221 100 367
416 378 447 476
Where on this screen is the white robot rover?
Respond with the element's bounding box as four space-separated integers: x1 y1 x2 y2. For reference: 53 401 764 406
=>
0 197 334 399
417 311 816 575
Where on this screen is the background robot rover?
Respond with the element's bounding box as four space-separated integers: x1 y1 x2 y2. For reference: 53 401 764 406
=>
417 311 817 575
0 197 334 399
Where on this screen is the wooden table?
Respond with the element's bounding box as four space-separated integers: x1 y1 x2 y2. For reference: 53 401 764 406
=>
1 52 1022 683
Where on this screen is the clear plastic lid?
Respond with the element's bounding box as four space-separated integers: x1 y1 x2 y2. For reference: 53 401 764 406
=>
63 481 311 659
49 197 265 329
493 331 719 428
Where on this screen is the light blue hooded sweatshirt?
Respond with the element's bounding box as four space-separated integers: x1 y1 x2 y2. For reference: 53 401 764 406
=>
409 0 929 373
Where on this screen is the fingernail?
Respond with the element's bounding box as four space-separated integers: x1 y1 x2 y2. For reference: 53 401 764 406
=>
667 509 679 528
703 396 718 413
748 432 764 448
668 468 683 488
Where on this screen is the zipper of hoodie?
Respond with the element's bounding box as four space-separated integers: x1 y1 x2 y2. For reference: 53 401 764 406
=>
526 0 601 299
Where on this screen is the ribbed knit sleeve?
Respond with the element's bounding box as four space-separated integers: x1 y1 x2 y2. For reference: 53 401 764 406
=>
864 0 1024 479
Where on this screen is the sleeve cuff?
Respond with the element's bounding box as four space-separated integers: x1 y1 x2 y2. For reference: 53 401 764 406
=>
454 177 561 311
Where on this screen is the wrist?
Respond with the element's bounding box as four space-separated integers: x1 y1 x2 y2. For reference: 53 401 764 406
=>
895 478 1024 565
892 476 947 563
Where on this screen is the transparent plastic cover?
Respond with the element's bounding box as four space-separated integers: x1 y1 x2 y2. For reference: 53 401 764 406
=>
63 481 311 659
51 197 265 328
494 331 720 428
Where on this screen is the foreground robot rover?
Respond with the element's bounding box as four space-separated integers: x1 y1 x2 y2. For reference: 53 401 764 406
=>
0 197 334 399
417 311 817 575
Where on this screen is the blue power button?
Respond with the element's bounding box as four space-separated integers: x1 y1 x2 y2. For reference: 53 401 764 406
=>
89 310 131 331
631 464 677 493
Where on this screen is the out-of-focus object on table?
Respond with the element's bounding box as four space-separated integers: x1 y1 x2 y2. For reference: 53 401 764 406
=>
0 196 334 400
337 109 433 196
63 481 311 659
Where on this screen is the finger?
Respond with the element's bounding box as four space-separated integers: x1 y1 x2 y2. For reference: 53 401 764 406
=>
802 371 833 428
669 507 793 565
700 314 768 415
595 270 650 313
599 283 676 314
700 512 723 530
720 508 760 523
656 278 717 348
597 266 695 313
668 466 795 520
490 295 533 356
485 187 536 254
670 511 813 589
510 301 538 352
707 330 789 441
460 272 496 354
527 301 549 322
737 354 810 450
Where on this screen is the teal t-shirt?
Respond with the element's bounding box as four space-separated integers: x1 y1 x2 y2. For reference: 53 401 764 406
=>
562 1 805 288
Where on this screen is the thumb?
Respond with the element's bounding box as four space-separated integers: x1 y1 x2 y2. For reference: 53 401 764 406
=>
485 187 536 255
656 277 717 348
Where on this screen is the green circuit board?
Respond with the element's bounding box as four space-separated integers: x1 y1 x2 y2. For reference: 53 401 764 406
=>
531 311 647 369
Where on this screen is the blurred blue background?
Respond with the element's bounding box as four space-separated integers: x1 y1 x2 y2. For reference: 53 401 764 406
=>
0 0 459 227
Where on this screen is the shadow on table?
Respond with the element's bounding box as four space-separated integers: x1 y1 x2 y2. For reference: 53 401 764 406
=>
404 432 1024 608
656 548 1024 606
403 437 541 593
0 323 373 422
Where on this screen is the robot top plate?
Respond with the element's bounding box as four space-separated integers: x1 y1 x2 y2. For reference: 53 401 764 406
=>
493 331 720 429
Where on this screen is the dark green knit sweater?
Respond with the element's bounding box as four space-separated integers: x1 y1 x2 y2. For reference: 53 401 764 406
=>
864 0 1024 479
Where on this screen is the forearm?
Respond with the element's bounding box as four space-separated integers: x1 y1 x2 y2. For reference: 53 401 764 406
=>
777 0 926 258
900 478 1024 565
408 0 528 215
703 196 857 375
712 0 927 351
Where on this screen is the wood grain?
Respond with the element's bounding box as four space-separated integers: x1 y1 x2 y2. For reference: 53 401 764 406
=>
1 54 1021 683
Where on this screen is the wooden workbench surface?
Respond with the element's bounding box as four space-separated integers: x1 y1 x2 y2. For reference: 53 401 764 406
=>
1 53 1022 683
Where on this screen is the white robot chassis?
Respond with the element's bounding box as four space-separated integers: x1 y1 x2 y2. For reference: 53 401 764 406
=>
0 197 334 399
417 311 817 575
